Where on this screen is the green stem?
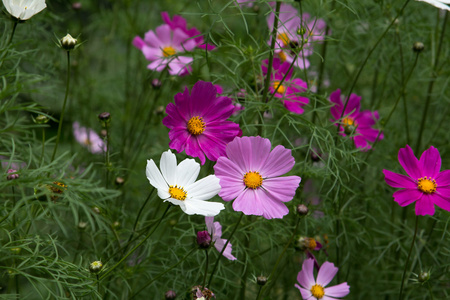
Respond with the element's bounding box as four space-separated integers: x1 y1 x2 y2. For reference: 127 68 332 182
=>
399 215 419 300
255 286 263 300
0 20 18 69
51 51 71 162
336 0 412 136
207 212 244 287
96 275 100 294
99 204 171 281
40 128 45 166
105 122 110 188
414 11 448 154
202 249 209 289
256 217 301 299
129 247 195 299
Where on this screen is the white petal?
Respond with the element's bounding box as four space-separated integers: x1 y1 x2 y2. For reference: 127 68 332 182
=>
416 0 450 10
164 198 186 209
175 158 200 187
182 199 225 216
146 159 169 198
160 150 177 185
3 0 12 14
186 175 221 200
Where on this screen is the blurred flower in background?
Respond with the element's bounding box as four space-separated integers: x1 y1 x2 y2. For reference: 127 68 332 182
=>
73 122 105 154
2 0 46 20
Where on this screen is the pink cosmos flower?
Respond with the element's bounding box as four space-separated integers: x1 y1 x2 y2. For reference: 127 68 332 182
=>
214 136 301 219
262 58 309 114
329 89 383 151
267 4 326 69
133 23 197 76
205 217 237 260
162 81 241 165
214 84 245 116
161 12 215 50
383 145 450 216
295 258 350 300
237 0 255 7
73 122 105 154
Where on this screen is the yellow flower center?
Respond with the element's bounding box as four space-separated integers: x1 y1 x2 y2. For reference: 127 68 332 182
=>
342 117 357 135
278 51 287 62
162 46 176 57
168 185 187 201
310 284 325 299
307 238 317 251
278 33 290 46
83 138 92 146
187 116 206 135
417 177 437 194
243 171 263 189
272 81 286 94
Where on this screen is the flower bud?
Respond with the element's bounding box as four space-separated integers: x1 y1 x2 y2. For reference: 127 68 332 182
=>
7 169 19 180
100 129 107 138
165 290 177 300
196 231 211 249
78 221 88 230
152 79 162 89
98 112 111 127
89 261 103 274
297 204 309 216
72 2 82 10
35 114 49 124
92 206 101 214
115 177 125 186
413 42 424 53
418 271 430 283
10 247 21 254
112 221 120 229
257 276 267 286
61 34 77 50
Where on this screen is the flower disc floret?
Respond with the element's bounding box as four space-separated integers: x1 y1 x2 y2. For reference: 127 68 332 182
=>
272 81 286 94
169 185 187 200
417 177 437 194
243 171 263 189
163 46 176 57
310 284 325 298
187 116 205 135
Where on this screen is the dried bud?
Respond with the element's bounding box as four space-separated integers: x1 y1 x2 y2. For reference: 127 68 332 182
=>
297 204 309 216
155 106 165 115
257 276 267 286
72 2 82 10
165 290 177 300
89 261 103 274
115 177 124 186
7 169 19 180
413 42 424 53
418 271 430 283
78 221 88 230
35 114 49 124
152 79 162 89
92 206 101 214
98 112 111 127
100 129 107 138
61 34 77 50
196 231 211 249
295 236 318 251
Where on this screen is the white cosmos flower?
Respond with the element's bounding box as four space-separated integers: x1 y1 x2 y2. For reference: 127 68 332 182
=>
416 0 450 10
2 0 47 20
146 150 225 217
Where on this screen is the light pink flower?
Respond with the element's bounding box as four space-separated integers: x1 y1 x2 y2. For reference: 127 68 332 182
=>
72 122 105 154
205 217 237 260
383 145 450 216
214 136 301 219
295 258 350 299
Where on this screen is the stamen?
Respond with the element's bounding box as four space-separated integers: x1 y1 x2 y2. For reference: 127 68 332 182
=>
310 284 325 299
168 185 187 201
272 81 286 94
277 33 290 46
162 46 176 57
342 117 357 135
417 177 437 194
187 116 206 135
278 51 287 62
243 171 263 189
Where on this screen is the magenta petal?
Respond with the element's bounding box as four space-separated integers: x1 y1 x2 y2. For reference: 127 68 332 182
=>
261 145 295 177
324 282 350 298
419 146 441 178
262 176 301 202
415 194 435 216
383 170 416 189
398 145 422 179
393 189 422 207
432 192 450 212
436 170 450 186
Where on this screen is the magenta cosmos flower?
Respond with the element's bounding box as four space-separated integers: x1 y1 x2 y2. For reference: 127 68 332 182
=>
330 89 383 151
214 136 301 219
267 4 326 69
296 258 350 300
162 81 241 165
73 122 105 154
383 145 450 216
133 22 197 76
205 217 237 260
262 58 309 114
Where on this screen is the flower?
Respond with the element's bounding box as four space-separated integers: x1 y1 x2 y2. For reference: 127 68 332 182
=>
383 145 450 216
295 258 350 299
73 122 105 154
146 150 225 216
262 58 309 114
60 33 77 50
236 0 255 7
416 0 450 10
197 230 212 249
161 12 215 50
329 89 383 151
6 169 19 180
205 216 237 260
2 0 46 20
133 23 197 76
162 81 241 165
267 4 326 69
214 136 301 219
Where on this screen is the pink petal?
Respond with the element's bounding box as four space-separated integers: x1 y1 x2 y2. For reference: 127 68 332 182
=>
419 146 441 178
383 170 416 189
132 36 145 50
232 189 264 216
155 24 172 45
316 261 338 287
214 238 237 260
393 189 423 207
261 176 301 202
398 145 422 179
324 282 350 298
261 145 295 177
258 190 290 219
297 258 316 289
415 194 435 216
294 284 313 299
205 217 215 236
225 136 271 173
432 192 450 212
436 170 450 186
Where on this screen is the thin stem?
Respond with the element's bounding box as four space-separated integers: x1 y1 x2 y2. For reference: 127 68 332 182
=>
96 275 100 294
99 204 171 281
202 249 209 289
129 247 196 299
399 215 419 300
336 0 412 136
51 51 71 162
255 286 263 300
414 11 448 154
207 212 244 287
40 128 45 166
105 122 110 188
0 20 18 69
427 282 434 300
256 217 301 299
261 1 281 103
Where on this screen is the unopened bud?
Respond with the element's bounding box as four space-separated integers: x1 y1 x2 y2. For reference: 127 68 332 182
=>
297 204 309 216
257 276 267 286
92 206 101 214
155 106 165 115
98 112 111 127
413 42 424 53
115 177 124 186
78 221 88 230
196 231 211 249
165 290 177 300
61 34 77 50
152 79 162 89
89 261 103 274
100 129 107 138
418 271 430 283
35 114 49 124
72 2 82 10
7 169 19 180
112 221 120 229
